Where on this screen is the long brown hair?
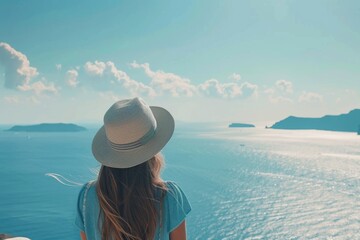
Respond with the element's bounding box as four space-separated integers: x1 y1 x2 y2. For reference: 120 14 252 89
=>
96 153 167 240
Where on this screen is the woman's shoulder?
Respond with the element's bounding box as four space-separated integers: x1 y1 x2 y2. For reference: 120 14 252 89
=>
162 181 192 232
75 180 98 231
164 181 184 194
163 181 191 208
79 180 96 191
77 180 97 201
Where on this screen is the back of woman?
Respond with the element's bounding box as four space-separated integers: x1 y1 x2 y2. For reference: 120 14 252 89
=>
75 97 191 240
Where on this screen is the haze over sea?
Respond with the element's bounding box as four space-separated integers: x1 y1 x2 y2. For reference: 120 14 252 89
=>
0 124 359 239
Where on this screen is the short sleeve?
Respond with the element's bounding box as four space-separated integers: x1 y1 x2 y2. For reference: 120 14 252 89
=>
165 181 192 232
75 184 86 231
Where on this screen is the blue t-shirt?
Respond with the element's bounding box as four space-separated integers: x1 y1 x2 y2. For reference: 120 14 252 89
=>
75 181 191 240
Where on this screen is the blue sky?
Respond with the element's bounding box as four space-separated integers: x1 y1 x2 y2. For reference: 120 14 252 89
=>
1 0 359 125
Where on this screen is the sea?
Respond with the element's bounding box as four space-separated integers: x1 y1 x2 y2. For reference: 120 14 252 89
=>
0 123 359 240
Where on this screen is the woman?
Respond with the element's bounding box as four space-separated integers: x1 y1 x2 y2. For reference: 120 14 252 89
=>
75 97 191 240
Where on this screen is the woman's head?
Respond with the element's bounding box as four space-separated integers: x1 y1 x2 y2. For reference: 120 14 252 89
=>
92 98 173 239
96 153 167 240
92 97 174 169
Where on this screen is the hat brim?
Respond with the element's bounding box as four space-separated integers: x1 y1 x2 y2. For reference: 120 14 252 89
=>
92 106 174 168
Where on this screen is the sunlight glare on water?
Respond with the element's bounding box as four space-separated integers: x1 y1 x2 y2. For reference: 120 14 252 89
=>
190 127 360 239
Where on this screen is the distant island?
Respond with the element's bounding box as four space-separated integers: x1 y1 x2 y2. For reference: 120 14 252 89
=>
6 123 87 132
270 109 360 133
229 123 255 128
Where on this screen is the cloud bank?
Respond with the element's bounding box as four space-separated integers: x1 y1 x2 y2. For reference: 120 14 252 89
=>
1 43 328 108
84 61 156 97
130 61 197 97
66 70 79 88
276 80 293 93
198 79 258 99
0 43 278 102
0 42 58 95
130 61 258 99
0 42 38 89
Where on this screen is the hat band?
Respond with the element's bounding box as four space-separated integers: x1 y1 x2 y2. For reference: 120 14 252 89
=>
107 126 156 151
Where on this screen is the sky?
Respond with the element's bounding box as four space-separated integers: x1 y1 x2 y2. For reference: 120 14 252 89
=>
0 0 359 125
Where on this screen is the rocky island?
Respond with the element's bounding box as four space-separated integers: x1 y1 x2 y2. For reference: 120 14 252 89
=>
6 123 87 132
270 109 360 133
229 123 255 128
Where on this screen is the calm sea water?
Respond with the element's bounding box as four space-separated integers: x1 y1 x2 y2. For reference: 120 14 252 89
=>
0 124 359 239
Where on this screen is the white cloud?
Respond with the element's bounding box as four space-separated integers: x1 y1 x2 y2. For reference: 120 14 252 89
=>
0 42 38 89
107 61 157 97
298 91 323 103
55 64 62 70
229 73 241 81
240 82 259 98
0 42 58 95
18 80 58 95
130 61 197 97
276 80 293 93
84 61 156 97
131 61 258 99
198 79 258 99
265 80 295 104
84 61 106 76
197 79 225 97
66 69 79 88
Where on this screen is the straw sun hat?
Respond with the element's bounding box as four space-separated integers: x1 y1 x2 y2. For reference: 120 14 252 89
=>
92 97 175 168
